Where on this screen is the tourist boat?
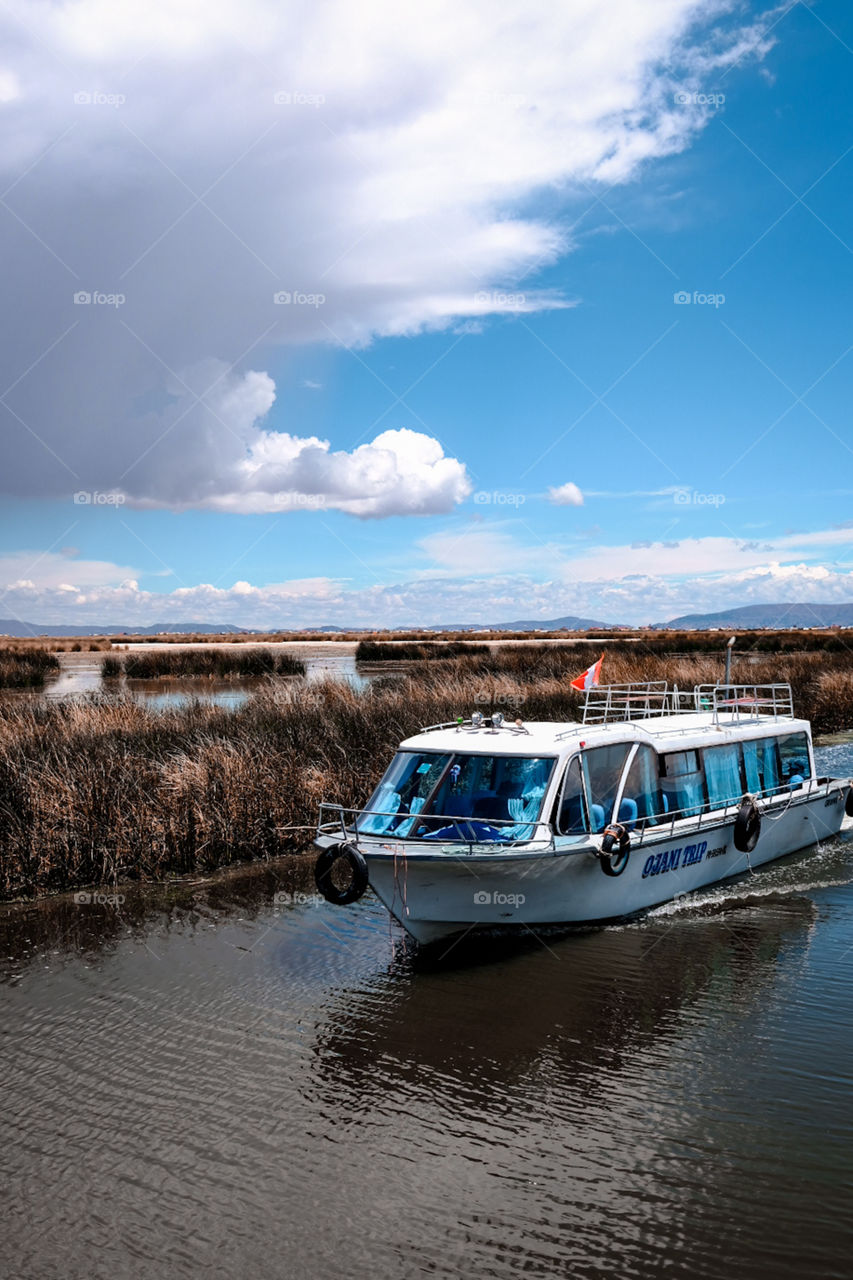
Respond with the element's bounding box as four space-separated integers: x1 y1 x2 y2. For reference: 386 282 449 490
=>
313 682 853 945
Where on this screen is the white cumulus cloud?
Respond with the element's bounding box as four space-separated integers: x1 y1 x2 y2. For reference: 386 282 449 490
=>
120 362 472 514
548 482 584 507
3 523 851 628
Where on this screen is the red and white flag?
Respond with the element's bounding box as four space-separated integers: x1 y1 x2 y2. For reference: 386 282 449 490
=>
570 654 604 691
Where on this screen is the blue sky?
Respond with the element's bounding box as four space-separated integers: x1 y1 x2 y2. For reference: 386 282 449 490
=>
0 0 851 627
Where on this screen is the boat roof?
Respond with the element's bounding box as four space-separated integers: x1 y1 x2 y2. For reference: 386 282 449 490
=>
400 711 811 757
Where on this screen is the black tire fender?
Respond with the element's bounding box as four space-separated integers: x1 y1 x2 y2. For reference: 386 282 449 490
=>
733 796 761 854
845 786 853 819
314 842 369 905
599 822 630 877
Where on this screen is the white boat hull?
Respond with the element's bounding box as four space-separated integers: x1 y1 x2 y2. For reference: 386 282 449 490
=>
359 786 852 945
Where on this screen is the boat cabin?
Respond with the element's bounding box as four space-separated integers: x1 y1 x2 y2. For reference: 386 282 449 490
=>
331 683 813 847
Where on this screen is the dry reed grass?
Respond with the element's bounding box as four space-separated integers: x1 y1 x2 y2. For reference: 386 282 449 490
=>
0 647 61 689
106 649 306 679
0 644 851 898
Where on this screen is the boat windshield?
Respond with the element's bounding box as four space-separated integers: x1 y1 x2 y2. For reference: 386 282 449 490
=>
357 751 556 841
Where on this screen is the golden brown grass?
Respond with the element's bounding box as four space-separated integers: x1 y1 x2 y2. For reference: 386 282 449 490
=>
0 647 61 688
107 650 306 679
0 643 851 899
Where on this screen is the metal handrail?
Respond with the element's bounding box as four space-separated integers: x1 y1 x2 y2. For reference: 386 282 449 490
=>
317 803 553 847
583 681 795 726
318 771 838 853
595 772 829 849
700 683 795 723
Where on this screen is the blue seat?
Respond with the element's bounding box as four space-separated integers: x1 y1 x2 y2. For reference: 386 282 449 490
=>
559 795 586 833
618 797 638 830
589 803 606 833
473 794 511 821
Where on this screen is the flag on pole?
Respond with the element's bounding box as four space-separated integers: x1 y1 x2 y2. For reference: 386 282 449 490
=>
570 654 604 692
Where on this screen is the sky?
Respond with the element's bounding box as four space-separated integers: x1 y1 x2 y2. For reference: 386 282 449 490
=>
0 0 852 629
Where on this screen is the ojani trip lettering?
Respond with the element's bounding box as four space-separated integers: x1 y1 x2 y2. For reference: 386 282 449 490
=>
642 840 707 878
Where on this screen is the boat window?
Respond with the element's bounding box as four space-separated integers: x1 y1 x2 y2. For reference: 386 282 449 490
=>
742 738 780 797
704 743 745 809
580 743 633 831
660 749 706 818
618 745 663 828
358 751 556 839
555 756 588 834
777 732 811 789
358 751 451 834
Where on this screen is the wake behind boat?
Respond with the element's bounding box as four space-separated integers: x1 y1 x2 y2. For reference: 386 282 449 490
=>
313 680 853 945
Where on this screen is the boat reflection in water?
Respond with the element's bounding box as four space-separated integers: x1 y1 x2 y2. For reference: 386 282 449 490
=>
310 892 818 1093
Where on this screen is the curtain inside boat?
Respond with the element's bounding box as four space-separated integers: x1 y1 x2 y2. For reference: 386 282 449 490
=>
704 743 744 808
742 738 781 797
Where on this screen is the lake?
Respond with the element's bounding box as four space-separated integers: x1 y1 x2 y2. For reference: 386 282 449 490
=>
24 643 393 708
1 740 852 1278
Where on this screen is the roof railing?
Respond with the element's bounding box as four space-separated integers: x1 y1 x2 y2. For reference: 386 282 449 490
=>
582 681 674 724
700 682 795 723
582 680 795 726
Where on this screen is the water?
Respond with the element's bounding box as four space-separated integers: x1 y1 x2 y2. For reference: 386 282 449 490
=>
12 643 401 708
2 745 853 1278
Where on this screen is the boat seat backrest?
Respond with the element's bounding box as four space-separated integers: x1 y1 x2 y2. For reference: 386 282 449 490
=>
617 797 638 829
558 798 608 833
473 793 511 821
559 795 587 833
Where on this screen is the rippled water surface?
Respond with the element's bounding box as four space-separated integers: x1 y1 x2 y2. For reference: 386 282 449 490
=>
3 743 853 1279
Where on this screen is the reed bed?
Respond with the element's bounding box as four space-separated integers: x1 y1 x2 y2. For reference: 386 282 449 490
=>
104 649 307 679
1 645 851 898
356 640 490 661
0 647 61 689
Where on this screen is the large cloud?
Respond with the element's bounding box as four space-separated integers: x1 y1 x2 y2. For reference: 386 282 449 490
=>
0 0 776 512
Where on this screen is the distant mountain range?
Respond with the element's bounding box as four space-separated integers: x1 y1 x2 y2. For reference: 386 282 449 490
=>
0 620 244 638
426 614 616 632
2 602 852 637
652 602 853 630
0 615 617 637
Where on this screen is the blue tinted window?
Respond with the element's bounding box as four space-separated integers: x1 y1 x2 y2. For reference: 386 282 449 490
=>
777 732 811 788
